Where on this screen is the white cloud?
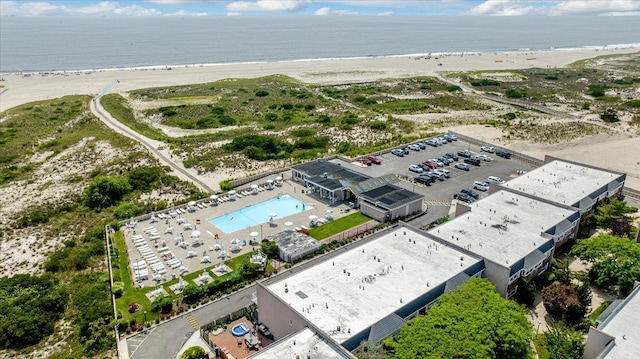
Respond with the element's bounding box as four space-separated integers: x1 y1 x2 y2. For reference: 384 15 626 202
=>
465 0 537 16
377 10 393 16
313 6 331 15
165 9 208 16
226 0 310 12
550 0 640 15
227 11 242 16
0 1 162 16
313 6 358 15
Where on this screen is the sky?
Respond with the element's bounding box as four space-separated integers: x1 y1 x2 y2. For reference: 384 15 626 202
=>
1 0 639 17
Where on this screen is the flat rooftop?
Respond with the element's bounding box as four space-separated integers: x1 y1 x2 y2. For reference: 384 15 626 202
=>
247 327 351 359
359 184 423 209
597 286 640 358
502 160 623 208
266 226 481 344
429 190 577 267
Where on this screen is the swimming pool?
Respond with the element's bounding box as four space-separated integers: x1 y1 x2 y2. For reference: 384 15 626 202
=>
209 195 308 233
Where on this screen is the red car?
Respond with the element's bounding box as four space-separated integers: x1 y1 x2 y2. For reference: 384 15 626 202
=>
368 155 382 164
359 157 372 166
422 161 438 169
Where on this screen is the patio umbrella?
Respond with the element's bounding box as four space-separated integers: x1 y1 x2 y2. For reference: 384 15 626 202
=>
284 221 293 229
309 215 319 221
269 212 278 218
191 230 201 238
188 201 196 206
230 238 240 245
251 184 258 190
250 231 259 239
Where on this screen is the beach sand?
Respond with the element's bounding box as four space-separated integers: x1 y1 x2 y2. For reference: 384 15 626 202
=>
2 47 638 112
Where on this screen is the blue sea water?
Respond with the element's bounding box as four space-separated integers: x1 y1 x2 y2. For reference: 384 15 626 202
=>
0 16 638 73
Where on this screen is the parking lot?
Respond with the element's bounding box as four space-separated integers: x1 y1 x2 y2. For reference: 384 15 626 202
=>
332 138 539 224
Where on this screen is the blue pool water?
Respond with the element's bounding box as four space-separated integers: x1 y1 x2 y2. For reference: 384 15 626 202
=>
209 195 308 233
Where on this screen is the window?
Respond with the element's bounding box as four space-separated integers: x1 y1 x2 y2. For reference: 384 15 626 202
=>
289 319 293 327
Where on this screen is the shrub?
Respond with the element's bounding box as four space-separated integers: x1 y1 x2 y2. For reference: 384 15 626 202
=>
264 113 278 122
587 84 606 97
83 176 132 209
255 90 269 97
506 89 525 99
369 121 387 130
446 85 462 92
112 281 125 297
181 346 206 359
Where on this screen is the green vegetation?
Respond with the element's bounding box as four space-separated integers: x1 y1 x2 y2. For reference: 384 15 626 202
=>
261 241 279 258
542 281 591 325
101 93 167 141
83 176 132 209
541 321 584 359
0 274 68 349
182 346 207 359
589 301 612 327
309 212 371 240
383 278 532 359
572 233 640 295
470 78 501 87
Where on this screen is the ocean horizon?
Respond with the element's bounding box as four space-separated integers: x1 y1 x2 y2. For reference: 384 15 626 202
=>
1 16 639 73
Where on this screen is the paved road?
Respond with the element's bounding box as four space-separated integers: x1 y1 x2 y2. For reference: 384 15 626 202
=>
127 286 255 359
89 97 215 193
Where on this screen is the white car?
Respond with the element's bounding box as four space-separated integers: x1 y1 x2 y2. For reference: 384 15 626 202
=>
409 164 424 173
474 181 490 191
434 168 450 178
477 154 493 162
487 176 505 185
408 144 421 151
480 146 494 153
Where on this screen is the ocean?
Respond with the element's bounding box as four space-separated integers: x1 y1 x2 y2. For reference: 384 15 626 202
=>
1 16 638 73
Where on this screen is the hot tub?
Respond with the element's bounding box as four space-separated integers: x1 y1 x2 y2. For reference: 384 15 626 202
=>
231 322 250 337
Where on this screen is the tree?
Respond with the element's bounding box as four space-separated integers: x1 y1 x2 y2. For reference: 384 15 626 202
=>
181 346 206 359
542 283 587 325
595 198 636 229
543 320 584 359
571 233 640 295
151 295 174 314
261 241 279 259
182 283 203 304
113 201 143 220
356 340 387 359
383 278 532 359
82 176 131 209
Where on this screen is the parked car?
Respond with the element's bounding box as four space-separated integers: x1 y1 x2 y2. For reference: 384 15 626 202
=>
487 176 506 185
477 154 493 162
454 162 470 171
496 150 512 159
418 163 432 172
454 192 475 203
425 139 439 147
422 161 438 169
408 144 421 151
438 156 453 165
444 152 459 161
434 168 450 178
473 181 490 191
445 134 458 141
480 146 495 153
461 188 479 199
368 155 382 164
430 171 446 180
415 175 434 185
416 142 426 150
391 149 405 157
403 148 410 155
358 157 372 166
409 164 424 173
457 150 472 158
437 137 448 145
464 157 481 166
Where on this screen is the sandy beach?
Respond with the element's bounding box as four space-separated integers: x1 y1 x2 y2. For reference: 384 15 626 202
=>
2 47 639 112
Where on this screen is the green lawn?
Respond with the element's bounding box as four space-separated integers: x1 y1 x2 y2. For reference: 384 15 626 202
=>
590 301 612 327
309 212 371 240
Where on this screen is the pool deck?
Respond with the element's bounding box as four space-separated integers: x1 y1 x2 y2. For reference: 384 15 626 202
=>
123 174 353 288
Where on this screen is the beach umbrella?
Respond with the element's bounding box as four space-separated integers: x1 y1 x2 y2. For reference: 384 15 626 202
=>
309 215 319 221
251 184 258 190
210 195 218 200
191 230 201 238
269 212 278 218
326 209 333 214
250 231 259 239
188 201 196 206
230 238 240 245
284 221 293 229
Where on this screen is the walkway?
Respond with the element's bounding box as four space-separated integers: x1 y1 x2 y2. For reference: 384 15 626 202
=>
89 95 215 193
435 75 578 119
